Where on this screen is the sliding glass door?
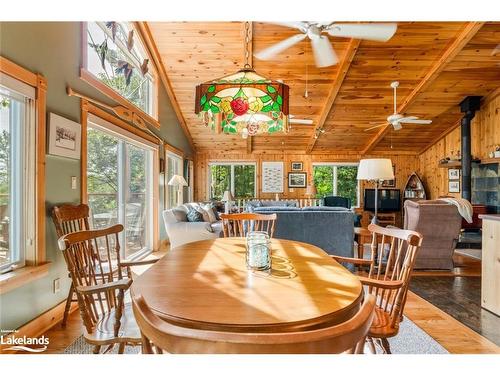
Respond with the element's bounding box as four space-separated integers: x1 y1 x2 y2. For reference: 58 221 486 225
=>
87 120 154 259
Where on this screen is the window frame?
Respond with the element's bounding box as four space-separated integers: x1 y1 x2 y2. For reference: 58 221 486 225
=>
81 102 160 253
312 162 360 208
0 56 47 294
80 22 160 128
208 161 257 200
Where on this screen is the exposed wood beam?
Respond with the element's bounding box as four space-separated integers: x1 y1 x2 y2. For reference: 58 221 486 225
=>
247 137 252 153
136 22 196 152
362 22 485 154
305 39 361 153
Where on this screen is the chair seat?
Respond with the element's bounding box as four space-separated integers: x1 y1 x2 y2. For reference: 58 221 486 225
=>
84 302 141 346
368 307 399 338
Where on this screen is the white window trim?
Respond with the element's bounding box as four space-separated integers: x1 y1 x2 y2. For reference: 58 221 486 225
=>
312 162 360 208
207 161 257 200
0 75 36 274
87 114 156 260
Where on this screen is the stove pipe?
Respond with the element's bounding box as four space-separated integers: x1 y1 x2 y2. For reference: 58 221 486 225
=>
459 96 481 201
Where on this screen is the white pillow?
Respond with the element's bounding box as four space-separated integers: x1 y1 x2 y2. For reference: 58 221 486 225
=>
201 204 218 223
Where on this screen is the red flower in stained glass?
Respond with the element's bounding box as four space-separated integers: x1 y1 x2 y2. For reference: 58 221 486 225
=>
230 98 249 116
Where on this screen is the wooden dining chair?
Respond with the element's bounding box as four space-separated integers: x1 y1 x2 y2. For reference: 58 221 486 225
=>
52 204 92 327
332 223 423 354
220 213 277 238
52 203 158 327
58 224 141 354
132 293 376 354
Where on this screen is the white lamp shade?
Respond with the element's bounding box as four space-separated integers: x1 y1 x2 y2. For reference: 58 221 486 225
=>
357 159 394 181
168 174 188 186
222 190 234 202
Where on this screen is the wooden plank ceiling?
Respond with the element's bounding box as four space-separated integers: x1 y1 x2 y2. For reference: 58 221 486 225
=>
147 22 500 154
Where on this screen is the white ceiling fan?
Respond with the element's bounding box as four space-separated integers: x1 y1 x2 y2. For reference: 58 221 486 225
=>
254 22 397 68
365 81 432 131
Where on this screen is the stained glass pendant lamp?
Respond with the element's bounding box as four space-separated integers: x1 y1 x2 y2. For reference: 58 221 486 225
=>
195 23 290 138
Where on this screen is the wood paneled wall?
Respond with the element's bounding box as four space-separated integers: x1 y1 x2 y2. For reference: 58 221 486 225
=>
419 94 500 199
194 151 419 226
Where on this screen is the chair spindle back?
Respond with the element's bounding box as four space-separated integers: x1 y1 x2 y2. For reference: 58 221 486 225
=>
366 224 423 329
58 224 128 334
220 213 277 238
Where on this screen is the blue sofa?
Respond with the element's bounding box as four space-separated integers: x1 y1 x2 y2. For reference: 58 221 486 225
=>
252 206 354 258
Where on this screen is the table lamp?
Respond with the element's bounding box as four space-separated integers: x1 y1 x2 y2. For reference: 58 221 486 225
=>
222 190 234 213
357 159 394 224
168 174 188 206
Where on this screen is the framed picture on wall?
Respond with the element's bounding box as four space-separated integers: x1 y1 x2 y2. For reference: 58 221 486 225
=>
288 172 307 188
382 165 396 187
449 181 460 193
262 161 284 193
448 168 460 180
48 113 81 159
291 161 303 171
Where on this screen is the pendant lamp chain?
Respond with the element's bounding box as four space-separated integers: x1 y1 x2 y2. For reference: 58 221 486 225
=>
244 21 252 69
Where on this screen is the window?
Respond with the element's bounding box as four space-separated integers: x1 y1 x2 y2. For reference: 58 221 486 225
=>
209 163 256 200
87 115 156 259
0 74 36 273
84 22 156 117
313 163 359 207
166 152 183 208
187 159 194 202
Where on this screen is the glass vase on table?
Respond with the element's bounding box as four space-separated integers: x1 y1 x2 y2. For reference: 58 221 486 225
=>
246 231 272 271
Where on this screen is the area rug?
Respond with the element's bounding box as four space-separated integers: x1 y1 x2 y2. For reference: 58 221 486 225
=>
63 316 447 354
455 248 482 260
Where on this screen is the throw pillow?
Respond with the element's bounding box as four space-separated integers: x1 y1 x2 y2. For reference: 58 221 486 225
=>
171 208 188 222
186 207 204 222
195 206 211 222
201 204 218 223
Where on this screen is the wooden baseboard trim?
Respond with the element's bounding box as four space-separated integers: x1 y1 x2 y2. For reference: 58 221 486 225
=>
0 299 78 354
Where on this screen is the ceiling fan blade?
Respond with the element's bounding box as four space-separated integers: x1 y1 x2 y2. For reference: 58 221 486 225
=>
290 118 314 125
326 23 397 42
364 123 386 131
254 33 307 60
400 119 433 124
266 22 309 33
310 36 338 67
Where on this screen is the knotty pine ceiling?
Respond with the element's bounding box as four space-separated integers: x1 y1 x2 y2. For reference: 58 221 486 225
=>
146 22 500 154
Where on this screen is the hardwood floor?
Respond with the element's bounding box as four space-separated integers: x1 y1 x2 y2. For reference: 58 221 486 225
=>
9 251 500 354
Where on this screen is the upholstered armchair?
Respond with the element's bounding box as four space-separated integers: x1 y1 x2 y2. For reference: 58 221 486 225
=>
403 200 462 270
323 196 351 209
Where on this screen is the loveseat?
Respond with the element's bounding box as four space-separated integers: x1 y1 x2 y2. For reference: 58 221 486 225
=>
253 206 355 258
162 203 223 249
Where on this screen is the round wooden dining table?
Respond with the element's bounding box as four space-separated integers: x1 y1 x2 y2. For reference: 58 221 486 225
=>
131 237 363 333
